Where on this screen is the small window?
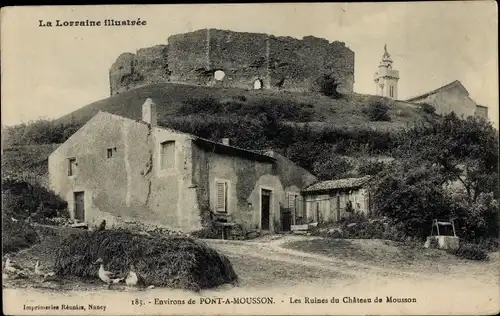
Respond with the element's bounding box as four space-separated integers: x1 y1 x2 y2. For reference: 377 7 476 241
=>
253 79 263 90
107 147 116 159
214 70 225 81
215 180 228 213
160 141 175 170
68 158 77 176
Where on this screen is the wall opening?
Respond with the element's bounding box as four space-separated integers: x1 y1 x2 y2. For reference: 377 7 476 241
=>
261 188 272 230
253 79 263 90
214 70 226 81
74 191 85 221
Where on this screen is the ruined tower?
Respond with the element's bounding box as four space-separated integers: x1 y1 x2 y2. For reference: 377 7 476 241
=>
374 45 399 99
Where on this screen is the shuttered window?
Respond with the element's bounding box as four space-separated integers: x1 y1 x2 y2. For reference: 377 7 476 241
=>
215 181 228 213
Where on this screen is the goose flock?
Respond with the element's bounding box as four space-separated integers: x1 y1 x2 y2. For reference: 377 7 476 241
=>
3 256 154 290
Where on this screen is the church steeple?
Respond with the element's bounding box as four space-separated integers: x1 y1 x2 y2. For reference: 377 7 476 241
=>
374 44 399 99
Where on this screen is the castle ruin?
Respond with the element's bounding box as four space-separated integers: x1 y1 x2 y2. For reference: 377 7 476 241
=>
109 29 355 95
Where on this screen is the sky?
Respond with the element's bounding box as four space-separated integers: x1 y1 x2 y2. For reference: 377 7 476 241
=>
1 2 498 127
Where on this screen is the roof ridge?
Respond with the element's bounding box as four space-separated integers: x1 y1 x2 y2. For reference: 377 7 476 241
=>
405 80 468 102
97 110 274 159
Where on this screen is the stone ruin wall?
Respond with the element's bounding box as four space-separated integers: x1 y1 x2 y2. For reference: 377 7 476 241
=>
109 29 355 95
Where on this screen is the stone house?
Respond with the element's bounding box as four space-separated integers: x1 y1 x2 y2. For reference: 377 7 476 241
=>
405 80 488 119
48 98 317 233
299 176 372 225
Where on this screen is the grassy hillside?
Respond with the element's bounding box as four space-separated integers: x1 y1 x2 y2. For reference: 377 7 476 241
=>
56 83 425 130
4 83 431 182
2 144 60 185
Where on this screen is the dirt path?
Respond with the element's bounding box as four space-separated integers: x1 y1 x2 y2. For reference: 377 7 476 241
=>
205 236 433 280
3 235 499 315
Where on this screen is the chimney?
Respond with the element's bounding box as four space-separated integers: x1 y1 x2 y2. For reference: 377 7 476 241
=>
221 138 230 146
142 98 157 126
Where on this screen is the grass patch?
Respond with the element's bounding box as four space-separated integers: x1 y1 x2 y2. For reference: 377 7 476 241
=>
2 219 40 254
54 229 238 292
448 243 489 261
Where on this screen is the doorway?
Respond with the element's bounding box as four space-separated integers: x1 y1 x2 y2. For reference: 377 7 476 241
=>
261 189 271 230
74 191 85 221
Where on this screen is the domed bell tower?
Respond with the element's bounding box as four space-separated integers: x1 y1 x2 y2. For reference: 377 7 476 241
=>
374 45 399 99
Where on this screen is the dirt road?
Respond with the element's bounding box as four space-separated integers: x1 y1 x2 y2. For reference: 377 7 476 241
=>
3 235 499 315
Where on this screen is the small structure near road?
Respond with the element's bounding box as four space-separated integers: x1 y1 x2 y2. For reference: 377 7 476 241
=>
300 176 372 225
424 218 460 250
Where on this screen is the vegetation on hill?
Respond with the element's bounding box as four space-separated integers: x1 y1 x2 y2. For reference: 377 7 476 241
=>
372 113 499 243
2 83 497 250
2 174 69 253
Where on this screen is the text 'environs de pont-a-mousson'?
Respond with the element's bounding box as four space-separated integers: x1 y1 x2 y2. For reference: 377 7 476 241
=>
38 19 147 28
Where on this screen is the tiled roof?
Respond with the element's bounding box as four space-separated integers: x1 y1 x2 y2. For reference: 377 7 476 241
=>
303 176 372 193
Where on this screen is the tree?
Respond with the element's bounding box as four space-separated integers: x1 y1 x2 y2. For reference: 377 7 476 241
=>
394 113 499 204
312 152 353 180
372 161 456 239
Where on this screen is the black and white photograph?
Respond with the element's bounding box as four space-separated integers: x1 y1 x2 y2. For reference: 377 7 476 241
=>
1 3 499 315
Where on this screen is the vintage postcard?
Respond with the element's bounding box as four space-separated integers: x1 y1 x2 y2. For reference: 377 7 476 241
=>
1 2 499 315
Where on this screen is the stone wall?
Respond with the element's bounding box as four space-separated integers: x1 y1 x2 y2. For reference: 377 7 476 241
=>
109 28 355 95
109 45 169 95
48 112 201 232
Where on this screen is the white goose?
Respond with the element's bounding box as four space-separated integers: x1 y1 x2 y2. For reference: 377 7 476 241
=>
93 258 123 288
34 260 55 278
4 257 22 274
3 257 28 279
125 264 139 286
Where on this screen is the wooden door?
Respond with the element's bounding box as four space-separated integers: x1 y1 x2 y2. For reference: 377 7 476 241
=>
261 189 271 230
74 192 85 221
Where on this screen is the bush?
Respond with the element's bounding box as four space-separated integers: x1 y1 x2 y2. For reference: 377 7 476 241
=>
5 119 82 146
337 212 386 239
2 219 40 253
419 103 436 114
365 100 391 121
54 230 238 291
358 160 386 176
449 243 489 261
316 74 342 99
1 175 68 221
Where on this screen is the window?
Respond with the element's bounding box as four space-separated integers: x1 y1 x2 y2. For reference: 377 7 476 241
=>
389 86 394 98
68 158 77 176
107 147 116 159
215 180 228 213
160 141 175 170
214 70 225 81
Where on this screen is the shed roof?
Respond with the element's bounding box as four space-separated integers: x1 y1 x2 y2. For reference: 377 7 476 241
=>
303 176 372 194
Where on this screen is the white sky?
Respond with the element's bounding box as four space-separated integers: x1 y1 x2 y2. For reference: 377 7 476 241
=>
1 2 498 127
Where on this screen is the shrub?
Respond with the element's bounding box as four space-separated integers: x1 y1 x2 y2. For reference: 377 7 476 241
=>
337 212 385 239
365 100 391 121
316 74 342 99
1 175 68 221
358 160 386 176
5 119 82 146
419 103 436 114
2 219 40 253
449 243 489 261
476 237 499 252
54 230 238 292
